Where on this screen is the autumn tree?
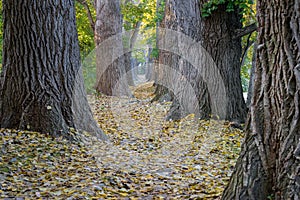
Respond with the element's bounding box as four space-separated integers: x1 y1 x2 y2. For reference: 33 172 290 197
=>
222 1 300 199
0 0 107 140
95 0 131 96
154 0 256 122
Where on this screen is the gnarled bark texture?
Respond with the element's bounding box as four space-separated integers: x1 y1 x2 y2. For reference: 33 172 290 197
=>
222 1 300 199
0 0 107 140
95 0 131 96
154 0 211 120
200 2 247 122
154 0 247 122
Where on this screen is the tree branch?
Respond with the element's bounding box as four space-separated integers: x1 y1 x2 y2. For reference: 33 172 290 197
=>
77 0 95 31
130 21 141 49
234 23 257 39
241 32 255 66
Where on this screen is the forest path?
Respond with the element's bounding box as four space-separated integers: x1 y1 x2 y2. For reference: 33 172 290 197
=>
87 82 244 199
0 82 244 199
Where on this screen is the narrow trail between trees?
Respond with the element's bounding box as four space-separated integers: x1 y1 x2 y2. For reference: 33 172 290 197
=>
87 81 244 199
0 81 244 199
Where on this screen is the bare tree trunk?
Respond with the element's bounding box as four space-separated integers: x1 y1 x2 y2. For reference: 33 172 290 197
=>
123 21 141 86
145 47 154 81
222 1 300 199
95 0 131 97
152 0 171 103
200 2 247 122
0 0 107 141
154 0 248 122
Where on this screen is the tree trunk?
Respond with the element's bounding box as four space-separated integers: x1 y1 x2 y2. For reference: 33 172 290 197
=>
95 0 131 96
152 0 171 103
123 21 141 86
200 2 247 122
154 0 247 122
145 47 154 81
0 0 107 141
222 1 300 199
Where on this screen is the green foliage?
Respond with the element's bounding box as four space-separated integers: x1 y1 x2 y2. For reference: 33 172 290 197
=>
240 1 257 92
75 1 96 59
121 0 158 31
122 2 145 30
201 0 254 21
151 47 159 59
82 51 97 94
75 1 97 94
121 0 161 69
241 58 251 92
267 194 275 200
155 0 166 24
133 50 146 64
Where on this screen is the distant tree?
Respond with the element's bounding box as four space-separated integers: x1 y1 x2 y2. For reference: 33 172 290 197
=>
0 0 107 140
122 0 142 86
121 0 158 85
95 0 131 96
222 0 300 199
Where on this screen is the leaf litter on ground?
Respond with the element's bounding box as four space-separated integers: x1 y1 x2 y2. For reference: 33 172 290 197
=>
1 82 244 199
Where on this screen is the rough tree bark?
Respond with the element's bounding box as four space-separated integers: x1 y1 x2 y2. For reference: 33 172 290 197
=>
153 0 253 122
200 2 248 122
222 1 300 199
154 0 211 120
0 0 107 140
95 0 131 96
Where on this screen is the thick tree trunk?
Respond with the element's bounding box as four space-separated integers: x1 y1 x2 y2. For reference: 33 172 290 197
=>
95 0 131 96
200 2 247 122
222 1 300 199
0 0 107 141
154 0 247 122
167 0 213 120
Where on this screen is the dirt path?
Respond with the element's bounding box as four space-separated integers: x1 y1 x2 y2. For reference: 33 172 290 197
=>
0 82 244 199
87 82 244 199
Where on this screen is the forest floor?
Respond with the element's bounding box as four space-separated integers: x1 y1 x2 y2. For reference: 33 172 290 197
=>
0 82 244 199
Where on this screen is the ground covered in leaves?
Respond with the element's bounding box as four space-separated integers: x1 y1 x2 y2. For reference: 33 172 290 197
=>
0 82 244 199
